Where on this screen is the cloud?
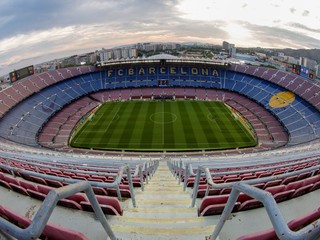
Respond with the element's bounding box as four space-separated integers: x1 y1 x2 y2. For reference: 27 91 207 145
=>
0 0 319 76
289 8 296 14
245 22 320 49
302 10 310 17
288 23 320 33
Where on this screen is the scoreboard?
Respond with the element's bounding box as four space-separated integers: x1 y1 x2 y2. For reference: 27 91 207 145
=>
9 65 34 83
291 64 314 80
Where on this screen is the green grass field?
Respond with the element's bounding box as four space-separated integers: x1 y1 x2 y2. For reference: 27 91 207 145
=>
70 100 257 151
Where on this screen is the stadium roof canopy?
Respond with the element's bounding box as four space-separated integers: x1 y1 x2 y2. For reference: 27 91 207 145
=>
147 53 178 60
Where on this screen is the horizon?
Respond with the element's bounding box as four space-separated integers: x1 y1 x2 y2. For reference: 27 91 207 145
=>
1 0 320 76
1 40 318 77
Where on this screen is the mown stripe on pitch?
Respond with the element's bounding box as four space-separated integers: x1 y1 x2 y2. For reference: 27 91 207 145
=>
151 101 165 148
99 101 131 148
170 101 187 148
187 101 211 147
215 112 237 148
179 101 198 148
117 101 143 148
71 102 115 147
90 102 121 146
204 101 230 145
219 103 253 147
139 102 156 149
164 101 175 148
124 102 149 149
220 103 256 146
192 101 220 147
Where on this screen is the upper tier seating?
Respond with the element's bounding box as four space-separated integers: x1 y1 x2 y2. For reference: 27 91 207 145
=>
0 65 319 149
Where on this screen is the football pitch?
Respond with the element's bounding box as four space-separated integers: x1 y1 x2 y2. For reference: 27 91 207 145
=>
70 100 257 151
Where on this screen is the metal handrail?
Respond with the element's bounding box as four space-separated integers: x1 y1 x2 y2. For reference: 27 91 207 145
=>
3 156 139 175
190 164 320 208
0 163 137 207
170 151 320 169
0 181 117 240
209 182 320 240
170 157 319 184
2 156 158 188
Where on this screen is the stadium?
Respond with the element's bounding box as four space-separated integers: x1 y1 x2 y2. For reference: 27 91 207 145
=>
0 54 319 239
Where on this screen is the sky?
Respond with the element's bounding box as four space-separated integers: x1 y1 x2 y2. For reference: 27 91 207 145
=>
0 0 320 76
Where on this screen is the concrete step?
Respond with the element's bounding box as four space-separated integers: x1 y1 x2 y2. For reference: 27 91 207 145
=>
113 216 209 224
135 194 191 200
136 198 191 206
123 208 198 218
110 223 215 236
115 161 211 239
139 189 187 194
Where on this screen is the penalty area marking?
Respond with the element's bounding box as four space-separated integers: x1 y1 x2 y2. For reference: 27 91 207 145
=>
206 113 222 132
103 108 120 133
73 108 120 143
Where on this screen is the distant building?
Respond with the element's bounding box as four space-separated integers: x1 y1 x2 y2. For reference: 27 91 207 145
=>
286 56 299 65
129 48 138 58
230 47 236 58
121 48 130 59
113 48 122 59
100 47 139 61
300 57 317 70
222 41 230 50
222 41 235 57
316 65 320 78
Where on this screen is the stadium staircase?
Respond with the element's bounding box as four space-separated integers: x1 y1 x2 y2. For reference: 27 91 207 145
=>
110 161 216 239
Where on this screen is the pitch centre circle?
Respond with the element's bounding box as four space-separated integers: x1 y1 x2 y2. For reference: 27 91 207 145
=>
150 112 177 124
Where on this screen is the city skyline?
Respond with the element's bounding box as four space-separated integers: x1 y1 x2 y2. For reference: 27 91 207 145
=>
1 0 320 76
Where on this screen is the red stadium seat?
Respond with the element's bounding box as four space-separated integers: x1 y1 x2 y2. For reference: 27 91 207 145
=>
80 195 123 215
9 183 29 196
3 175 19 186
265 185 295 202
46 179 64 188
196 184 220 198
92 186 109 196
30 176 47 185
238 199 263 211
0 205 88 240
295 172 312 181
303 175 320 186
291 184 313 198
58 198 83 210
19 180 38 192
107 184 131 198
310 181 320 191
26 189 46 201
37 184 52 195
66 193 88 203
0 179 12 190
263 179 282 189
198 195 240 216
286 180 305 191
237 208 320 240
281 176 297 185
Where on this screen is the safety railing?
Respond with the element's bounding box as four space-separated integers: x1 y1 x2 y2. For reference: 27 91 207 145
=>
168 157 319 195
209 182 320 240
190 164 319 208
1 156 158 189
0 163 137 207
0 181 117 240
